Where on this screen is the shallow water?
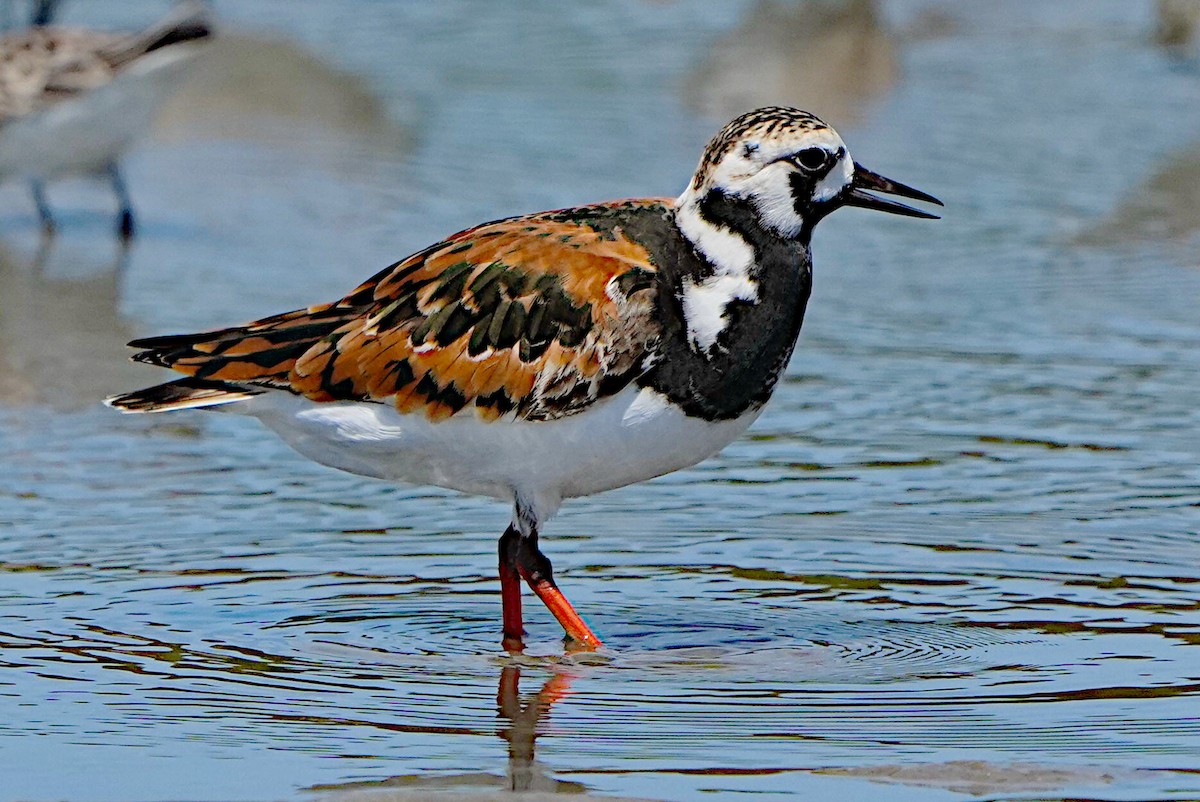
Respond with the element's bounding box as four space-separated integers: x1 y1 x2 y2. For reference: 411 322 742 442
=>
2 1 1199 800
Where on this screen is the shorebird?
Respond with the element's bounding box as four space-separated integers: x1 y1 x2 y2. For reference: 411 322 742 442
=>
108 107 941 649
0 3 211 238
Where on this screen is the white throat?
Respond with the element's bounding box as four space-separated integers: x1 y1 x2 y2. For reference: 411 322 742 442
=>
673 187 758 354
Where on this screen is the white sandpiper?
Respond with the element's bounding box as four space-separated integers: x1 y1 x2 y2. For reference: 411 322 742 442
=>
0 2 211 238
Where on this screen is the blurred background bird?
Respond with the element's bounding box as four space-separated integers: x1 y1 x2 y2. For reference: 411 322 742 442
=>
0 0 212 239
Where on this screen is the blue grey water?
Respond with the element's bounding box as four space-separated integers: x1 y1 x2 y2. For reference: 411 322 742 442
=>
1 1 1199 800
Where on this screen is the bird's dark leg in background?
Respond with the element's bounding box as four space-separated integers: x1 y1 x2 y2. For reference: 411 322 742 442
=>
31 0 58 27
30 180 55 236
108 163 135 240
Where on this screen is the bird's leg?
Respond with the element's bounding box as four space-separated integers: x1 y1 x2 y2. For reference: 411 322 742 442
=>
30 181 55 236
107 163 135 240
498 524 525 650
31 0 59 26
513 528 602 648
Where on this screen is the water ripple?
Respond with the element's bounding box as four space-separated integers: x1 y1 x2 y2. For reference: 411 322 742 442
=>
3 1 1200 800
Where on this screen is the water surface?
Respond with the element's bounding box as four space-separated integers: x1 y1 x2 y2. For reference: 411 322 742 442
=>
2 2 1199 800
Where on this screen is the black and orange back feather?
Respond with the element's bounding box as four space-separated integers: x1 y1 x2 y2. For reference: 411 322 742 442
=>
108 199 670 422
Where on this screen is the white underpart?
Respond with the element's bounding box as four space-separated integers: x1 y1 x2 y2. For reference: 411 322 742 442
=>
673 190 757 353
0 43 204 181
239 384 761 525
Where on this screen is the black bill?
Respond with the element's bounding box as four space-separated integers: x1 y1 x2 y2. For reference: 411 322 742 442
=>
843 163 943 219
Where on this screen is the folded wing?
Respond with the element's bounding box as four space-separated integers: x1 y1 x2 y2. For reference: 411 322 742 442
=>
109 200 667 422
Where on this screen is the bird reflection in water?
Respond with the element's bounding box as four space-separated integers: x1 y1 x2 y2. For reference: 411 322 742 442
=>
310 665 615 801
495 665 579 794
1074 139 1200 252
0 237 142 407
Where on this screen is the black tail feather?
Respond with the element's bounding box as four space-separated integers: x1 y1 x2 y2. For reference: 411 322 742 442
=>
105 377 261 413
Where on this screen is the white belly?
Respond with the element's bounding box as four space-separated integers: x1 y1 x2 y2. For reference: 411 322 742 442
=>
0 44 203 180
243 384 759 519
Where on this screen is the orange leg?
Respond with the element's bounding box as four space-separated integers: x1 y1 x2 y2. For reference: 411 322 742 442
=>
513 530 602 649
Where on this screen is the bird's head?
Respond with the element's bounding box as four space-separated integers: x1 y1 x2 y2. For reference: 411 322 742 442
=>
680 106 942 240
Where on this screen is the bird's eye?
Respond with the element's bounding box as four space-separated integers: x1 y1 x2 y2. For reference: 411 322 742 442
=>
794 147 830 171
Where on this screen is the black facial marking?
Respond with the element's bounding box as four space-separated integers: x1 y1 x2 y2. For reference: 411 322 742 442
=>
788 156 844 240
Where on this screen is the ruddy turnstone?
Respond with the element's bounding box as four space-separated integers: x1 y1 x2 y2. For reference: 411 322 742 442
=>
0 2 211 238
108 106 941 649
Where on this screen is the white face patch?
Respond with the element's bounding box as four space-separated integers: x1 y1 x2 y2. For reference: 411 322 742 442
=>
743 161 805 238
812 156 854 203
